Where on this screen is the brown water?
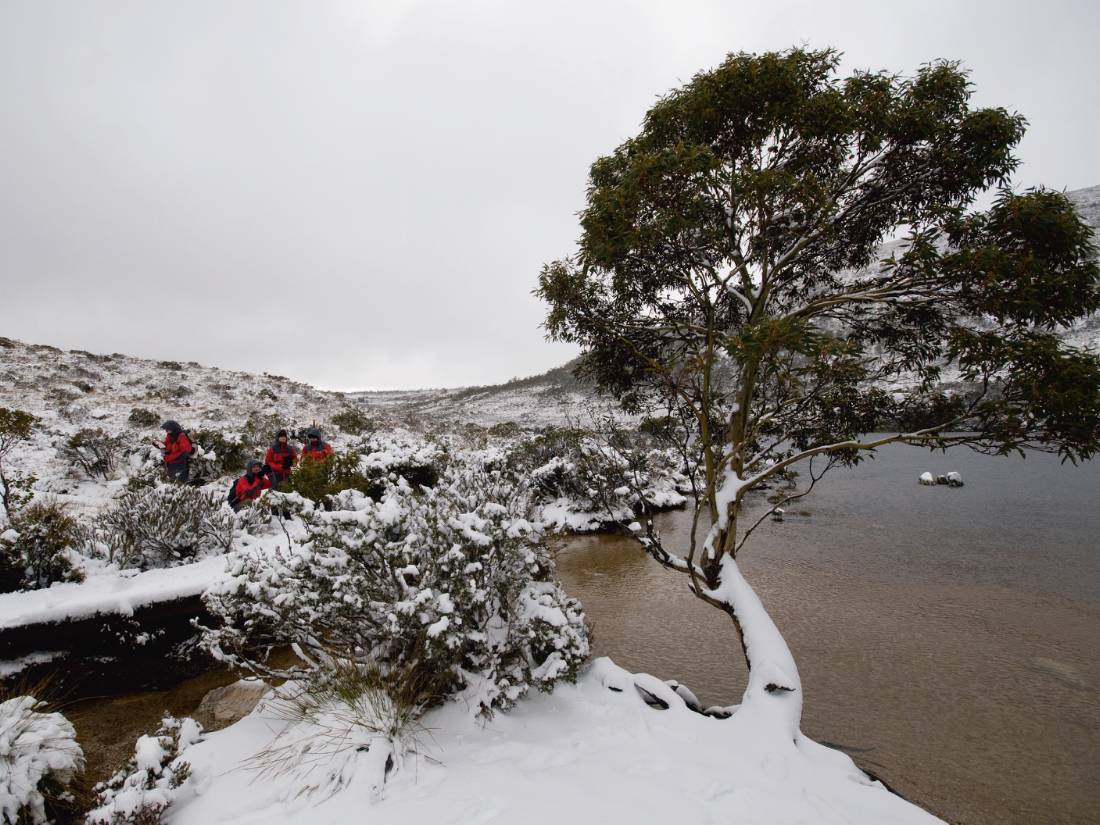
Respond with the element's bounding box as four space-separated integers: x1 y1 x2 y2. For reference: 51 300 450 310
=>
62 665 240 784
554 445 1100 825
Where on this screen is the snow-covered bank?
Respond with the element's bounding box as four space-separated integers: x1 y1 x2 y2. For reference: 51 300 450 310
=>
0 556 224 630
165 657 942 825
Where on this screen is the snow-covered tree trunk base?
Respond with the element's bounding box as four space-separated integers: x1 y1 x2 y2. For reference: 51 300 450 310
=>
707 555 803 739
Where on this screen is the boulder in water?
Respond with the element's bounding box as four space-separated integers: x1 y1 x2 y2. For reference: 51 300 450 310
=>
918 472 935 486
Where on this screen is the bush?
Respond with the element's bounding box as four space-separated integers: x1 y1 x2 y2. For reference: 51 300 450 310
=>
487 421 522 439
156 361 183 371
253 661 426 802
240 412 284 453
0 500 85 592
97 485 236 568
202 468 590 720
282 450 376 503
128 408 160 427
0 408 36 516
60 428 126 480
86 716 202 825
0 695 84 824
188 430 248 479
331 406 375 435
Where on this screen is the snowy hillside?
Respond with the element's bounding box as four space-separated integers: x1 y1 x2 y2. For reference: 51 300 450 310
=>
0 336 371 516
353 184 1100 426
351 361 598 427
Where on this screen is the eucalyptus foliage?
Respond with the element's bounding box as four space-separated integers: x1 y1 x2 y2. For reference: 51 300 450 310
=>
539 49 1099 690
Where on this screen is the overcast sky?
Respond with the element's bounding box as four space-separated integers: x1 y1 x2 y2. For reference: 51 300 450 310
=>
2 1 1098 390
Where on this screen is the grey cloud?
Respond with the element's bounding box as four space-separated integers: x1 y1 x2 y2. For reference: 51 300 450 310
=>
2 0 1097 389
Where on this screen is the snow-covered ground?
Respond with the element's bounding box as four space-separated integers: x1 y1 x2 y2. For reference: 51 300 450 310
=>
163 657 941 825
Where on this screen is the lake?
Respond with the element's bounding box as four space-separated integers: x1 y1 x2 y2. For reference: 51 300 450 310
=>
554 443 1100 825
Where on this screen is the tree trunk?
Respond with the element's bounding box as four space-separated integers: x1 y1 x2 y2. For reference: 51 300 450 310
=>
713 555 802 737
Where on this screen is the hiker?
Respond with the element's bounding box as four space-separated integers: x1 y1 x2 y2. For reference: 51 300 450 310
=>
265 429 297 487
156 420 192 483
227 459 272 511
300 428 333 462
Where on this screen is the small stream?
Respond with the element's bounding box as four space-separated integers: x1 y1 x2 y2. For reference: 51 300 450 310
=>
51 444 1099 824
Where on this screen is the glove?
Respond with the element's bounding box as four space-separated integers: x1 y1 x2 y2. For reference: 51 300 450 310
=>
262 463 273 475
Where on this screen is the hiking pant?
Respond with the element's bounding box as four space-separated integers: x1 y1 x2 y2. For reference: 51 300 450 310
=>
166 459 190 484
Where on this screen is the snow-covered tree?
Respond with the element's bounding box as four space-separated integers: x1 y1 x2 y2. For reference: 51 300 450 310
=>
538 48 1100 737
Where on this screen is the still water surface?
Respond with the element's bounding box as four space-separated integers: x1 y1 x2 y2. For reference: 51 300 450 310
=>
554 444 1100 825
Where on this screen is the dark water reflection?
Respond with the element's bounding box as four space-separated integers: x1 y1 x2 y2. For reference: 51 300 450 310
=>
554 444 1100 825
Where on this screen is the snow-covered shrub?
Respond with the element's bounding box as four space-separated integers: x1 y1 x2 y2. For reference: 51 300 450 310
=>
507 426 687 531
202 468 589 719
187 429 247 480
127 408 159 427
85 716 201 825
331 406 375 435
60 428 127 480
282 449 375 504
357 430 444 490
0 407 36 517
97 485 235 568
254 661 427 802
487 421 522 438
0 695 84 825
0 500 85 592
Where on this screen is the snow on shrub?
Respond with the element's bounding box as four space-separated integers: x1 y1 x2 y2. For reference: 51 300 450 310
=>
86 716 203 825
508 427 687 532
357 429 444 488
330 406 375 435
59 428 127 480
0 695 84 825
96 484 235 568
0 499 85 592
202 464 589 719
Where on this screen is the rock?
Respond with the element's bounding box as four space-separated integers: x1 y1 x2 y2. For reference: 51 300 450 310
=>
633 683 670 710
918 472 935 486
945 471 964 487
771 507 785 522
193 678 270 731
664 679 703 713
703 705 737 719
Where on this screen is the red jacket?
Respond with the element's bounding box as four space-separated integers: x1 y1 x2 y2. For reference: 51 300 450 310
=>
232 473 271 504
163 431 192 465
265 444 297 476
301 441 333 461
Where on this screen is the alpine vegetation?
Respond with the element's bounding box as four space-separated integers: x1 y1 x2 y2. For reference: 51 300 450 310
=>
85 715 203 825
200 458 590 795
0 694 84 825
539 48 1100 739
